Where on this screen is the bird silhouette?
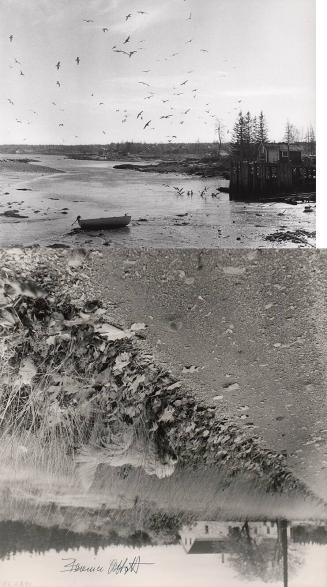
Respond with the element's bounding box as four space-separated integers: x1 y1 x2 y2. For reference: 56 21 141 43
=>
58 123 64 126
137 111 144 119
143 120 151 129
113 49 129 56
83 19 94 22
56 81 61 87
20 70 24 76
8 98 14 105
125 13 132 21
137 11 148 14
160 115 173 119
184 108 191 114
138 81 150 86
102 27 109 32
9 35 13 42
14 58 21 64
123 35 130 44
76 56 80 65
185 39 193 44
180 80 189 85
128 51 137 58
56 61 61 70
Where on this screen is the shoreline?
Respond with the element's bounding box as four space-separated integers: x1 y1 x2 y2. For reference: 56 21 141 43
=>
0 157 65 175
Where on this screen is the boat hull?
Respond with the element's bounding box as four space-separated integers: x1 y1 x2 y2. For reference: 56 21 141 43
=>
78 215 131 229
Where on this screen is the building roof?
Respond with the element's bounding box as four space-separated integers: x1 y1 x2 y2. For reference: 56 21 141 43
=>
187 539 236 554
265 143 301 152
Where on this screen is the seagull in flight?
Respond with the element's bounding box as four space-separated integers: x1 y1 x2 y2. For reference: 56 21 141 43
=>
185 39 193 44
137 110 144 119
14 58 21 65
58 123 64 127
76 56 80 65
9 35 13 42
123 35 130 44
143 120 151 129
137 10 148 14
20 70 24 76
102 27 109 32
125 13 132 21
56 81 61 87
180 80 189 85
83 19 94 22
8 98 14 105
138 81 150 86
128 51 137 58
56 61 61 70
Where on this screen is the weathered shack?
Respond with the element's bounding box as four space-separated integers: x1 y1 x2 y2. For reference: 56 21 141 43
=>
230 142 315 200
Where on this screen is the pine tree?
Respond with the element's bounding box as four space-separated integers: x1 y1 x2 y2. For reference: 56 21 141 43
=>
255 111 269 144
231 111 245 159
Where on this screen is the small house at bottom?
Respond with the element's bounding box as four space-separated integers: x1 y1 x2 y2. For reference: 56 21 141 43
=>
257 142 302 164
180 521 286 557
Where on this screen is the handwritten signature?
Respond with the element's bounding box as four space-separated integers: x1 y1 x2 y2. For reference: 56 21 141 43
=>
61 556 154 576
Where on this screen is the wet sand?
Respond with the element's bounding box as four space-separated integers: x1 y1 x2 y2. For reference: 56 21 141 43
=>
0 154 316 248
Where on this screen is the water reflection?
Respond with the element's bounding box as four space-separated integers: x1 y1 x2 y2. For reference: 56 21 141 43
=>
0 519 326 586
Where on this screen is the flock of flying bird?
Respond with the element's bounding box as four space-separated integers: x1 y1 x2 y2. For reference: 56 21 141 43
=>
6 3 242 142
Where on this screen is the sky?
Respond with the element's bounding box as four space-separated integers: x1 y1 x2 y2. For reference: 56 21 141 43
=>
0 544 327 587
0 0 315 144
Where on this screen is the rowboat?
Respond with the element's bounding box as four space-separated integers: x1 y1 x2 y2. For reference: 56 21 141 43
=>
76 214 131 230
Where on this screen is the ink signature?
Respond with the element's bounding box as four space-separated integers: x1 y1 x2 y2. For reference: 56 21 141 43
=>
61 556 154 576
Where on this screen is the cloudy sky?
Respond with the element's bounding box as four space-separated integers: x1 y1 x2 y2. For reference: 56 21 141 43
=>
0 0 315 144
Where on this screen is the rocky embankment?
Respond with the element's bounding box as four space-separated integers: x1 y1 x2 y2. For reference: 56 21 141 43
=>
0 248 325 511
113 158 230 178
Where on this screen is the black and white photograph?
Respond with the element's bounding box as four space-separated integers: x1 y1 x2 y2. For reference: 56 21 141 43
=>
0 1 323 587
0 0 315 248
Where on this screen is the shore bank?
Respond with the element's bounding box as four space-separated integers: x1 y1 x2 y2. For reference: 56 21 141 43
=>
0 157 64 175
113 158 230 178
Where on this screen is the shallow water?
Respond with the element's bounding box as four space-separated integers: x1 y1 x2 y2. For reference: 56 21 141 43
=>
0 520 326 587
0 155 315 248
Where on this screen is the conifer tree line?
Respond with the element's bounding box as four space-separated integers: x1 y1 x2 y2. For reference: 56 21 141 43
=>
231 110 269 160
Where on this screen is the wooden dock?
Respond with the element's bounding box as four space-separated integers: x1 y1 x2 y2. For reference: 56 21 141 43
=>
229 161 315 200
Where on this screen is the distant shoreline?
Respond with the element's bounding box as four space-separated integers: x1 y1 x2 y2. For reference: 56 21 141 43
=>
0 158 64 175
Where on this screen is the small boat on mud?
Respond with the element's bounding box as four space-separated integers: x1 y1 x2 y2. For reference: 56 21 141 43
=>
76 214 131 230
